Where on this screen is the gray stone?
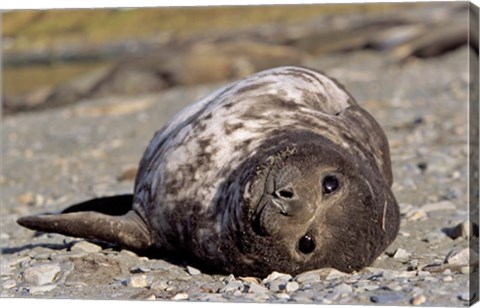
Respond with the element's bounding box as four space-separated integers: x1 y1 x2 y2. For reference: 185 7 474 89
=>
70 241 103 253
150 280 169 290
28 284 58 294
411 294 426 305
458 292 471 301
125 274 149 288
22 263 61 286
445 248 478 266
219 280 244 293
171 293 189 300
444 220 478 240
294 271 320 284
333 283 353 295
371 293 406 304
2 280 16 289
393 248 411 259
262 271 292 284
246 282 270 294
285 281 300 292
186 266 201 276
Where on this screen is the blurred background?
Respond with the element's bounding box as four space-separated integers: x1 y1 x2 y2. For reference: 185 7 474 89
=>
2 2 476 115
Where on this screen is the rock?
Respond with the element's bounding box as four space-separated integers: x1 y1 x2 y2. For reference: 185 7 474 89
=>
371 293 406 304
445 248 478 266
23 263 61 286
458 292 471 301
70 241 103 253
393 248 411 259
442 275 453 282
285 281 300 293
171 293 189 300
443 220 479 240
263 272 292 292
49 251 87 262
246 282 270 294
186 266 201 276
17 192 35 205
150 280 169 291
28 284 58 294
239 276 261 284
262 271 292 284
326 269 350 280
2 280 16 289
333 283 353 295
411 294 427 305
125 274 149 288
219 280 244 293
421 200 456 212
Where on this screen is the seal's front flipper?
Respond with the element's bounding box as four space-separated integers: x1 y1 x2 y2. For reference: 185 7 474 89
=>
17 195 153 251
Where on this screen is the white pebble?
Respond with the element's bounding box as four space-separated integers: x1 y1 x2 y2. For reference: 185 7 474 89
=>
186 266 201 276
2 280 16 289
23 263 61 286
28 284 58 294
285 281 300 292
126 274 149 288
70 241 103 253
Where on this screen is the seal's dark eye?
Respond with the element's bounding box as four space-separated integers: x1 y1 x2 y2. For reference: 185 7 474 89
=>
298 234 315 254
322 175 339 194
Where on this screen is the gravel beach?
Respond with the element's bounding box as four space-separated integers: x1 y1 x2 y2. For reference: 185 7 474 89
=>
1 46 478 306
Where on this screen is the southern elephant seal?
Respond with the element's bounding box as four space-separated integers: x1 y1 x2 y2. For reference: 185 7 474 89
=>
18 66 400 277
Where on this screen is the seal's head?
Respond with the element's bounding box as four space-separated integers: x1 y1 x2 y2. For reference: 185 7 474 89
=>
216 131 399 277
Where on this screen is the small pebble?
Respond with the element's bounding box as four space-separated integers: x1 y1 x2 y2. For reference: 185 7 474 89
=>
171 293 189 300
17 192 34 205
246 282 270 294
70 241 103 253
219 280 243 293
444 220 478 240
150 280 168 290
262 271 292 284
28 284 58 294
23 263 61 286
125 275 149 288
442 275 453 282
411 294 426 305
2 280 16 289
285 281 300 292
295 272 319 283
333 283 352 295
393 248 411 259
326 269 349 280
458 292 471 301
239 276 261 284
186 266 201 276
445 248 477 266
371 293 406 304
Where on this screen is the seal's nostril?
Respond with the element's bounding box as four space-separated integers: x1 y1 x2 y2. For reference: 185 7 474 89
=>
275 189 294 199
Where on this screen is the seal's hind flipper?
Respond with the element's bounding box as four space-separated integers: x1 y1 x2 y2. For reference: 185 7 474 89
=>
17 195 153 251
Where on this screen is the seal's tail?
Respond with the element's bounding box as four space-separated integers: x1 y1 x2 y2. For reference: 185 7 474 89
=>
17 194 153 251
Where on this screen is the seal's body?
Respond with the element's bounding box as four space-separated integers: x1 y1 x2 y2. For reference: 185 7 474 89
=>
18 66 400 277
